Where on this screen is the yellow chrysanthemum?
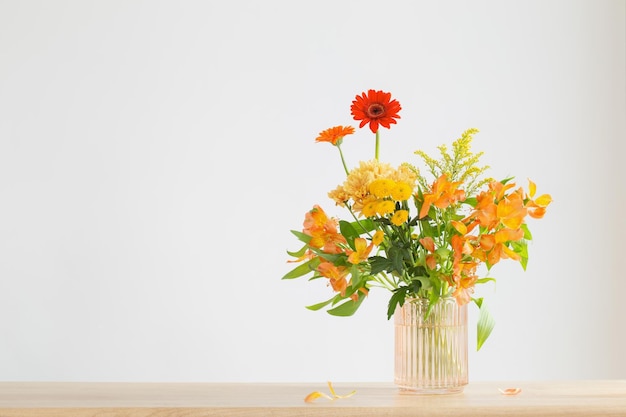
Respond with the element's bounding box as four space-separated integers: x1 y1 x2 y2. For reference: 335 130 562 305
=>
361 198 378 217
390 181 412 201
391 210 409 226
369 178 396 198
372 230 384 245
376 200 395 216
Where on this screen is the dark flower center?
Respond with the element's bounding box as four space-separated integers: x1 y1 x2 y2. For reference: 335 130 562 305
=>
367 103 385 118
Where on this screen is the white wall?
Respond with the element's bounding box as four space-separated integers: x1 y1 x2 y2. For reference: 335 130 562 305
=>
0 0 624 382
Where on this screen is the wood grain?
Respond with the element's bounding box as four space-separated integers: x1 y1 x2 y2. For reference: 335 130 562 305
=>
0 380 625 416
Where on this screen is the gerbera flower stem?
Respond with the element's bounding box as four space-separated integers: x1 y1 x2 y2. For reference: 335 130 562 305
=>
375 130 380 160
337 144 350 176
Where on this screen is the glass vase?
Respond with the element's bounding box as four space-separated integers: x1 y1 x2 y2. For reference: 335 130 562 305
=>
394 296 468 394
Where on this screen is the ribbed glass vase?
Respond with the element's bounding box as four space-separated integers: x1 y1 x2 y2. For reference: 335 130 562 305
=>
394 297 468 394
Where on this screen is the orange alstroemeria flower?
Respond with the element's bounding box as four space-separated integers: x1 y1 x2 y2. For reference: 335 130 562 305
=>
315 125 355 146
303 205 347 254
471 228 524 267
350 89 401 134
497 192 527 230
452 272 478 306
448 235 479 305
419 175 466 219
470 190 499 229
347 238 374 265
317 261 349 296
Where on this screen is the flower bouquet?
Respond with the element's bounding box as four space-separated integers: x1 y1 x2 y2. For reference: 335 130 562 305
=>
283 89 551 351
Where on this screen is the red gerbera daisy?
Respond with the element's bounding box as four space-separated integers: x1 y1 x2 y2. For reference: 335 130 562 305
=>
315 125 355 145
350 90 401 134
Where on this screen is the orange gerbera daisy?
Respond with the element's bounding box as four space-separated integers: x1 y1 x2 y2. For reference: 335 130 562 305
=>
350 89 401 133
315 125 355 145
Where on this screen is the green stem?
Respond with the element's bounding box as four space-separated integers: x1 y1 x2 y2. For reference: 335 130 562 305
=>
337 144 350 176
375 130 380 160
372 272 396 291
347 206 373 237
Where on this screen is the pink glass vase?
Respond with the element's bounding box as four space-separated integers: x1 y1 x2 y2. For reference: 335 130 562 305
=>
394 297 468 394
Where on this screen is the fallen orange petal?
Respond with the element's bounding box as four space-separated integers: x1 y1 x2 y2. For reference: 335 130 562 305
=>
304 391 332 403
499 387 522 395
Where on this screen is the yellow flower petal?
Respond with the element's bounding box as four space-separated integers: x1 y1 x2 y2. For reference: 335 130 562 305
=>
304 382 356 403
328 381 357 399
535 194 552 207
528 179 536 198
451 220 467 235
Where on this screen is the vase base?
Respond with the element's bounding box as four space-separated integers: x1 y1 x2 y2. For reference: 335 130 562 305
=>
397 385 465 395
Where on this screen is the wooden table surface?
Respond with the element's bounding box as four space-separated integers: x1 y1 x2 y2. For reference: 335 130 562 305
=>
0 380 625 416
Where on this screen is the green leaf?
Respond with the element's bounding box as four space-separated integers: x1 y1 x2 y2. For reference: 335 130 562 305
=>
350 218 377 234
327 296 365 317
426 291 440 318
476 277 496 285
464 197 478 207
349 266 366 288
369 256 393 275
435 247 451 260
388 246 405 273
419 219 437 238
521 223 533 240
339 220 359 248
306 295 341 311
281 257 320 279
476 300 496 351
387 287 408 320
511 240 529 271
287 245 308 258
290 230 311 244
415 275 432 290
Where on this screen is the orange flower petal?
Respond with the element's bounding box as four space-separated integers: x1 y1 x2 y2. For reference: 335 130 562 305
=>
315 125 355 145
426 254 437 270
304 391 333 403
499 388 522 396
528 207 547 219
419 237 435 253
495 228 524 243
